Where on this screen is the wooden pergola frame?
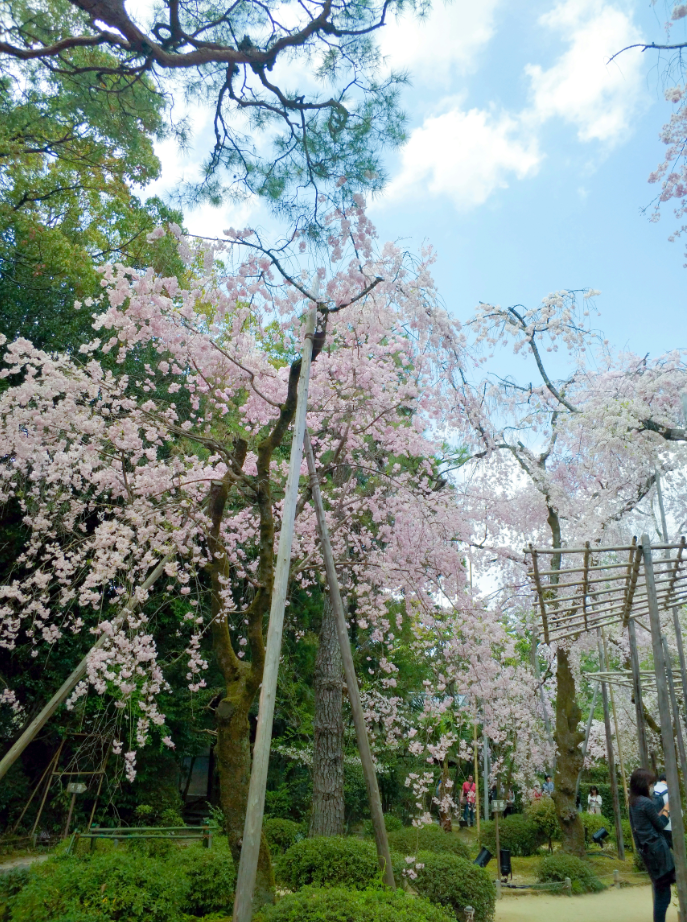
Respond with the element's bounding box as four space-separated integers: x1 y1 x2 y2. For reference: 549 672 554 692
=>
528 536 687 644
585 669 684 691
526 535 687 921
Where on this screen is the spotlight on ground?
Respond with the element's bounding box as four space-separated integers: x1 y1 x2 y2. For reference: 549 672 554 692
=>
592 827 609 846
473 847 493 868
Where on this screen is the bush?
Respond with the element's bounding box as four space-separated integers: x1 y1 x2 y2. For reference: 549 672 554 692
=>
388 826 470 860
179 843 235 916
7 852 187 922
580 811 608 841
277 836 382 891
255 887 454 922
621 818 634 851
525 797 560 847
413 851 496 922
479 815 542 857
364 814 405 837
264 818 303 855
537 854 605 895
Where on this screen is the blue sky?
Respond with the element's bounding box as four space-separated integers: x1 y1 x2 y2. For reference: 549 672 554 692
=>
146 0 686 362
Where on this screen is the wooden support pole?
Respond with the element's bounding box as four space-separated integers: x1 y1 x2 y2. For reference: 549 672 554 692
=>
628 618 650 768
656 473 687 718
575 683 599 807
603 631 629 812
0 554 173 783
597 630 625 860
663 636 687 789
303 430 395 888
232 305 317 922
483 729 489 823
473 720 480 838
642 534 687 922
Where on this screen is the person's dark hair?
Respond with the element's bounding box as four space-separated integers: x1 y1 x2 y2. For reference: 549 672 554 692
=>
659 773 666 782
630 768 656 806
545 775 551 781
590 786 599 796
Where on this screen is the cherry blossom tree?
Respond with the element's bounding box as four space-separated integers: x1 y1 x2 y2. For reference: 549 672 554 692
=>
0 203 489 898
456 290 687 853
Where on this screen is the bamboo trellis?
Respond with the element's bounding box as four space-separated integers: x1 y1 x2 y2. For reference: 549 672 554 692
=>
585 669 684 691
528 536 687 644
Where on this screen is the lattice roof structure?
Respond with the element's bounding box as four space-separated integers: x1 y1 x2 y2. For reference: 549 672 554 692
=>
526 536 687 644
585 669 683 690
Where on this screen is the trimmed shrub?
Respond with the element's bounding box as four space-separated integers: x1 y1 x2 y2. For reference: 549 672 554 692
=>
537 854 605 895
255 886 454 922
525 797 560 848
364 814 405 837
388 826 470 860
621 818 634 851
580 811 608 841
7 852 187 922
413 851 496 922
277 836 381 890
179 843 235 916
479 815 542 857
264 817 303 855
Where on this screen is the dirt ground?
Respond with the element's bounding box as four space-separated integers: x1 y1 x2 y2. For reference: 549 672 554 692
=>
495 884 677 922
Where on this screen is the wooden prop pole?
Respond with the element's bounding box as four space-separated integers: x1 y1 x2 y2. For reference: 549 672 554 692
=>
473 721 480 838
232 305 317 922
597 630 625 859
642 534 687 922
0 554 173 783
575 683 599 807
628 618 650 767
655 472 687 715
303 430 395 888
602 631 629 811
663 636 687 787
483 729 490 823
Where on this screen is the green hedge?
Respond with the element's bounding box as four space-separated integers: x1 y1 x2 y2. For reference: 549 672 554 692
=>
364 815 405 837
388 826 470 860
525 797 560 846
413 852 496 922
2 843 235 922
537 854 605 895
264 818 303 855
479 815 543 857
277 837 382 891
255 887 454 922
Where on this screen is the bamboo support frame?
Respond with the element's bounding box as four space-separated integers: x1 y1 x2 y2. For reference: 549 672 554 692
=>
232 305 317 922
628 618 650 768
303 429 395 888
597 630 625 859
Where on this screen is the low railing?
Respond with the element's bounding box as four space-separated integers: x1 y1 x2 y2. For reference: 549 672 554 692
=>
66 825 213 854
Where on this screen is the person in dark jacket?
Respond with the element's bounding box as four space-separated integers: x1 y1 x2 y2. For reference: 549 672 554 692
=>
629 768 674 922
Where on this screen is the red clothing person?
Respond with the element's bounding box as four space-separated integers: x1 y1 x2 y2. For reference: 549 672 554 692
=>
462 776 476 826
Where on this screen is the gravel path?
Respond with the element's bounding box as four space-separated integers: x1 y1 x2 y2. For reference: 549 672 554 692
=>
495 884 677 922
0 854 48 874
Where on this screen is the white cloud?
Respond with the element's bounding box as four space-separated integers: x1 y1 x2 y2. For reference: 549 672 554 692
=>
383 107 541 209
525 0 647 144
379 0 502 85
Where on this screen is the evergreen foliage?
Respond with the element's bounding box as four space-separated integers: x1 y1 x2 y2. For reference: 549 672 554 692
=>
412 851 496 922
479 815 543 857
276 836 382 891
255 887 455 922
387 826 470 860
536 854 605 894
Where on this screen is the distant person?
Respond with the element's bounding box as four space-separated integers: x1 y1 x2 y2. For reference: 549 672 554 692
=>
532 781 542 800
461 775 476 827
505 788 515 816
542 775 554 796
629 768 673 922
654 774 672 849
587 785 602 815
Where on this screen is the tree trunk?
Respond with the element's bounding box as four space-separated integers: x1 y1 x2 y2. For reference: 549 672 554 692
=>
310 594 345 837
215 667 275 906
552 647 586 856
438 757 452 832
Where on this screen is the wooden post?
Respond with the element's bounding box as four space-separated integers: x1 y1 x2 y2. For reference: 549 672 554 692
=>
602 631 629 812
663 636 687 787
597 629 625 860
655 472 687 715
473 720 480 838
575 683 599 807
232 305 317 922
642 533 687 922
483 729 489 823
628 618 650 767
494 806 501 881
303 430 395 888
0 554 173 783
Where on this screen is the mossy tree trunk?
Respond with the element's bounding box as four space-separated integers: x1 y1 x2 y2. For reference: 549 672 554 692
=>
552 647 586 856
205 358 305 909
310 594 345 836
